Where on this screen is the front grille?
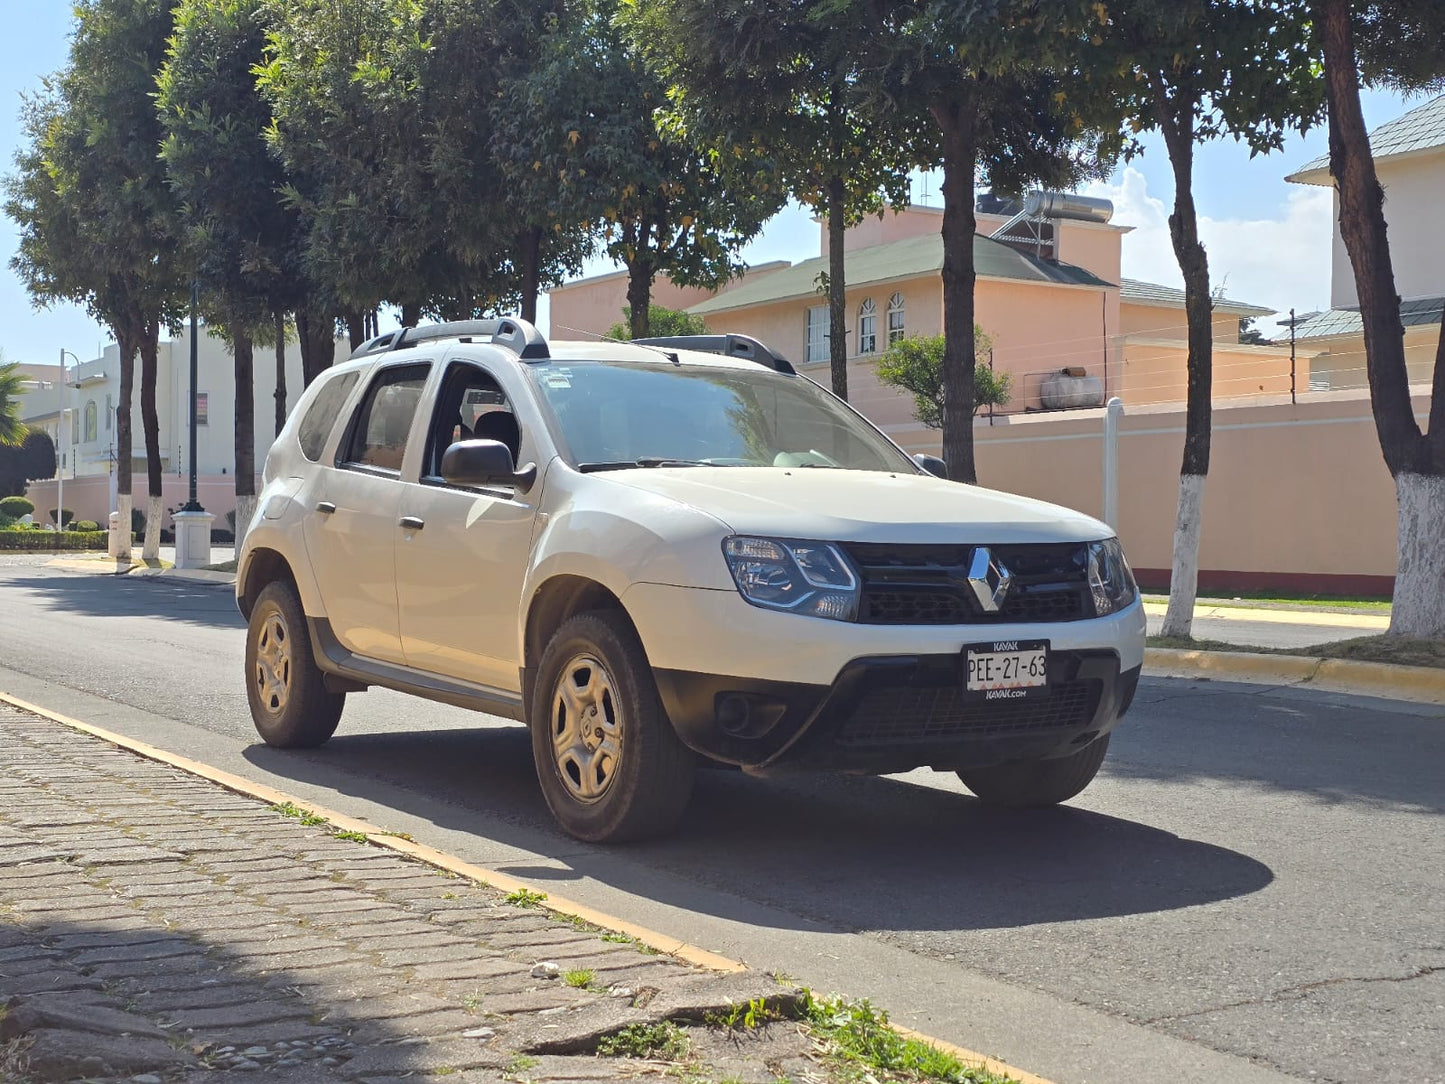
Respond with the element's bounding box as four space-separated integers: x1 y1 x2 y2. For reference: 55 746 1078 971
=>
837 679 1101 747
841 542 1091 625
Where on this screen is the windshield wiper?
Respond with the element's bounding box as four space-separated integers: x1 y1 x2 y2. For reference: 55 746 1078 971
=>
578 457 710 473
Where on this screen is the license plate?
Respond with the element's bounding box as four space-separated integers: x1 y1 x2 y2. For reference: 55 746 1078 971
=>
965 640 1049 699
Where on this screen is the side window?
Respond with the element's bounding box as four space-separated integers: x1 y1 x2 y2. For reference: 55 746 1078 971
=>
424 362 522 481
297 370 360 461
341 364 430 473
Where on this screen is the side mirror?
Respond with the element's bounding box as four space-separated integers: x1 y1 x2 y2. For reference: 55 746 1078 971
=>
913 453 949 479
440 439 537 493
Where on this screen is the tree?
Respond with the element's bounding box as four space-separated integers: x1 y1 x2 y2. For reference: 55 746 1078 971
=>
1309 0 1445 636
606 305 707 341
861 1 1112 484
0 431 58 500
624 0 918 400
875 330 1009 430
1087 0 1323 639
0 361 26 446
159 0 316 547
5 0 186 561
537 0 785 340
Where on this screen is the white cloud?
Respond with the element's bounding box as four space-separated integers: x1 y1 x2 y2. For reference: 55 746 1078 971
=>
1083 167 1334 320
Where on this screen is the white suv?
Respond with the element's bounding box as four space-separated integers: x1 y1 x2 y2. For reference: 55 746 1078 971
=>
237 319 1145 842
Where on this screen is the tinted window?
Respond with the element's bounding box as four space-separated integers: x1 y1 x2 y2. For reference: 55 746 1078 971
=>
297 371 360 461
527 361 912 472
424 363 521 478
342 365 430 472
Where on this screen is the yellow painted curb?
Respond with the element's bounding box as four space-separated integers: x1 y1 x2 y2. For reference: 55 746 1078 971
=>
1145 648 1445 705
0 689 1054 1084
1141 601 1389 630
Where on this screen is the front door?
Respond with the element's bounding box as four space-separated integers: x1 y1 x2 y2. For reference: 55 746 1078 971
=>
303 361 431 666
396 361 540 693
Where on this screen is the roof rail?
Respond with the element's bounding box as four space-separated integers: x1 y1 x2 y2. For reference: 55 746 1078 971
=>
349 318 550 361
631 334 795 374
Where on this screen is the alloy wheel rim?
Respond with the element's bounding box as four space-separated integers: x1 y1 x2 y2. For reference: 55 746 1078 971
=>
254 607 293 715
550 653 623 804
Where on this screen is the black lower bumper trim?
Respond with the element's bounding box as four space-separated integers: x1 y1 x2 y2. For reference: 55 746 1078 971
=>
655 651 1139 774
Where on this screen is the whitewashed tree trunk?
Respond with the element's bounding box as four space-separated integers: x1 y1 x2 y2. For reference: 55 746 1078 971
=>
1391 472 1445 638
109 493 132 560
142 494 163 561
1160 473 1207 639
233 494 258 555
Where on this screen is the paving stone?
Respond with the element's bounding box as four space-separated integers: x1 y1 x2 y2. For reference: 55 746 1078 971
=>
460 988 591 1016
1 997 169 1039
333 1038 507 1077
164 999 315 1030
407 957 534 983
183 1020 337 1047
47 928 187 951
235 946 364 972
19 1026 198 1078
70 938 199 966
86 952 215 982
2 969 105 996
375 944 492 969
128 982 265 1012
508 998 650 1055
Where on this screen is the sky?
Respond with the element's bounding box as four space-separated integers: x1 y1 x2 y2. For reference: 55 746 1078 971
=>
0 6 1421 364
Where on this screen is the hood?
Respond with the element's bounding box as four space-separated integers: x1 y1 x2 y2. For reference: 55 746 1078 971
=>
598 467 1112 545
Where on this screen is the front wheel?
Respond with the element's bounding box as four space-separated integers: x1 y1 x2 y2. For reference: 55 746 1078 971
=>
245 581 344 749
530 611 695 843
956 734 1111 808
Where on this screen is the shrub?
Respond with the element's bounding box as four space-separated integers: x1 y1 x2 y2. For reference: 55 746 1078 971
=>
211 528 235 545
0 528 108 551
74 520 100 532
0 496 34 519
47 508 75 528
874 329 1010 429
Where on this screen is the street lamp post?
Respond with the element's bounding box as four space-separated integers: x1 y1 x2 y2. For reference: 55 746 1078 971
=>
172 279 213 570
58 348 80 531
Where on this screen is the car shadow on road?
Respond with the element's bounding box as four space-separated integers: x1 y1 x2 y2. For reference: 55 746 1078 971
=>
0 572 241 630
244 723 1275 935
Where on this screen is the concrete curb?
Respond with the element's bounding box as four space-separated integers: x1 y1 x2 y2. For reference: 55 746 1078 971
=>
125 564 236 585
1145 648 1445 705
0 689 1052 1084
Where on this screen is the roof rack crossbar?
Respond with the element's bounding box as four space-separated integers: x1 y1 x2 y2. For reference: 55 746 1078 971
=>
630 334 795 374
349 318 550 360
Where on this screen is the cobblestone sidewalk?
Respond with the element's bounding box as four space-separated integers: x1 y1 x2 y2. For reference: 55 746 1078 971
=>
0 705 816 1084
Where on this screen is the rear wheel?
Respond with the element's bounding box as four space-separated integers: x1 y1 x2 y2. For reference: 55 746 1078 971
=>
956 734 1110 808
246 581 344 748
530 611 695 842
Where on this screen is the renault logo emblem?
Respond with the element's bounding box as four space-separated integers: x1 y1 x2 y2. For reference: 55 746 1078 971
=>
967 547 1013 613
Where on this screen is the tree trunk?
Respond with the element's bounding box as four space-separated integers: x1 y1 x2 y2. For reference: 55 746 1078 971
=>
139 321 163 561
297 304 337 385
1315 0 1444 635
827 173 848 400
1155 102 1213 640
626 259 654 340
274 310 288 438
519 227 542 325
401 302 421 328
932 92 979 484
233 330 256 552
110 328 135 559
346 312 367 351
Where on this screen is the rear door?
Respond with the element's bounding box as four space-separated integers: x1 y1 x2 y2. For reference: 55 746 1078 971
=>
303 361 432 665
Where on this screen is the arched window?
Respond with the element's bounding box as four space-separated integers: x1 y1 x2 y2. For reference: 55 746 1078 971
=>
886 293 906 345
84 400 98 443
857 298 877 355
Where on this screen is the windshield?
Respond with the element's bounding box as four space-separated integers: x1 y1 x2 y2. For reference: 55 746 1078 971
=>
526 360 917 472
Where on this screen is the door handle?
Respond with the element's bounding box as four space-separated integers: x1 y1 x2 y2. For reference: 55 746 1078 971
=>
399 516 425 531
315 501 336 515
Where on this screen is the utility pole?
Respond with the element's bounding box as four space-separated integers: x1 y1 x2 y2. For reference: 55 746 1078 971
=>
58 348 80 531
180 281 203 513
173 280 213 570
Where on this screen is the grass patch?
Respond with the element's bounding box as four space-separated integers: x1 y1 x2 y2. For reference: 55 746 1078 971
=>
801 993 1016 1084
333 829 369 843
505 1053 539 1075
597 1021 691 1061
1142 590 1391 611
707 997 779 1031
563 968 595 989
203 558 238 573
274 802 326 827
1149 633 1445 670
504 888 548 908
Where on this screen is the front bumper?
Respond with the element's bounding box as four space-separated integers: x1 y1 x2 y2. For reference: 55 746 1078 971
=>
653 651 1139 774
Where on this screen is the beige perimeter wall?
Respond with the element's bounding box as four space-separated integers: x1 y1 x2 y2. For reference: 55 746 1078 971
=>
892 387 1426 594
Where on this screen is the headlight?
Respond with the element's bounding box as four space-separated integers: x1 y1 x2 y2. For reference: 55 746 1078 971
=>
1087 537 1137 617
723 537 859 621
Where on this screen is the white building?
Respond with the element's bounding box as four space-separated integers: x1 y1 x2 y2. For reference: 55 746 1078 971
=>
18 324 342 527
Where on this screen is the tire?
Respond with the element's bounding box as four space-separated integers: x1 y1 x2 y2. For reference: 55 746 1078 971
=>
956 734 1111 808
245 581 344 749
530 610 695 843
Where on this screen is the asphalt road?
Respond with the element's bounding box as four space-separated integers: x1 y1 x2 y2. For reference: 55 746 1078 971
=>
1 555 1441 1084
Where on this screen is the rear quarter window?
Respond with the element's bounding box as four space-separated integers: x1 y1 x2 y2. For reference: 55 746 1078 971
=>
297 371 360 461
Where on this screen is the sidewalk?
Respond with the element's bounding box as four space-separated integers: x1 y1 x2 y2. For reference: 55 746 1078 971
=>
0 702 1037 1084
0 703 847 1084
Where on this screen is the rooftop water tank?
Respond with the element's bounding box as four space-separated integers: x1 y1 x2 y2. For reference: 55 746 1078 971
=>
1022 191 1115 225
